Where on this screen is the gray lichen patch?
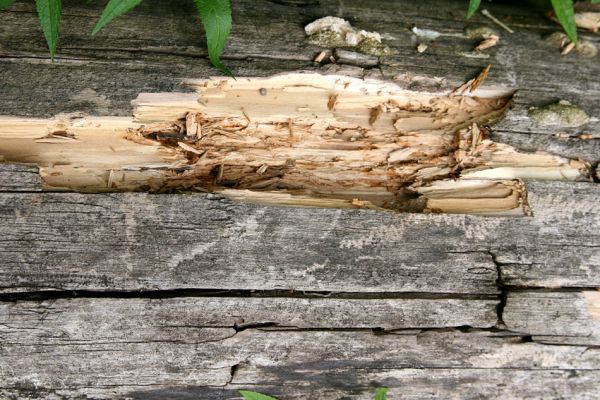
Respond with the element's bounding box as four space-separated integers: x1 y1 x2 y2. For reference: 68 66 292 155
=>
464 25 499 40
544 32 598 58
355 36 393 56
528 100 590 128
305 16 394 56
306 31 350 49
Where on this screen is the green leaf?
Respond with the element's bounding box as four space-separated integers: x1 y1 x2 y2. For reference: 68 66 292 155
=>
551 0 578 43
195 0 233 77
92 0 143 35
466 0 482 19
591 0 599 4
374 387 389 400
239 391 279 400
35 0 62 59
0 0 16 10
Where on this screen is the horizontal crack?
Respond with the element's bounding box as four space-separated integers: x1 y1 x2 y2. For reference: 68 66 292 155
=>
0 288 499 302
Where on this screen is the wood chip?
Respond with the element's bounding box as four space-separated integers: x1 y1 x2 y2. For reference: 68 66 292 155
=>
369 105 383 125
452 65 491 95
417 43 428 53
185 113 202 139
314 51 327 63
475 35 499 52
257 164 268 174
177 141 203 155
561 41 575 55
328 94 339 111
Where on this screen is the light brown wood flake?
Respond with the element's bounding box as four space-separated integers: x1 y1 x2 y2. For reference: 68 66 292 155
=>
177 141 204 155
475 35 499 51
328 93 339 111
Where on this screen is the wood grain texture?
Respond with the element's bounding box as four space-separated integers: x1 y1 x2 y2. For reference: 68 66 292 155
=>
1 0 599 397
504 290 600 345
0 0 598 164
1 327 599 399
0 181 597 293
0 163 41 191
0 296 498 334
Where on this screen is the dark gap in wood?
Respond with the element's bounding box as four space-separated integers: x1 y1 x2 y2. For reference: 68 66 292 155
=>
591 161 599 184
490 251 508 328
0 288 499 302
235 322 280 332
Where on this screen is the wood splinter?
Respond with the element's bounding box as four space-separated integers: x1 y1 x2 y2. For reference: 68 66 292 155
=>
0 73 590 215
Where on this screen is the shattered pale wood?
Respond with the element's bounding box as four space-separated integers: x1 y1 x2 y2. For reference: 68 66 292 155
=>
0 73 589 215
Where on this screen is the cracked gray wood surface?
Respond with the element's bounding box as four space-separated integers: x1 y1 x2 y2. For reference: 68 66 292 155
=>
1 0 599 398
0 179 597 293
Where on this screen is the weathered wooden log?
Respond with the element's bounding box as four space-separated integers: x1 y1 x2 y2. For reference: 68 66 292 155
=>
1 0 599 398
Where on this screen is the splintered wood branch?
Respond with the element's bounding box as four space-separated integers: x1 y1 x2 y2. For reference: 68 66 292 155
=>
0 73 590 215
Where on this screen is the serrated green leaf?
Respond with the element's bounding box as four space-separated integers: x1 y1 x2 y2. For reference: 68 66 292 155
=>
0 0 17 11
551 0 578 43
239 390 279 400
195 0 233 77
374 387 389 400
35 0 62 59
466 0 482 19
92 0 143 35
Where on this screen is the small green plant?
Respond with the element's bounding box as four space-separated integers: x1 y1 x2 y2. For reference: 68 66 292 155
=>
0 0 233 76
467 0 600 44
239 387 389 400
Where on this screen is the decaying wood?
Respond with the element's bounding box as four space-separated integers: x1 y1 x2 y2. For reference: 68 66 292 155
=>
1 0 599 398
0 73 590 215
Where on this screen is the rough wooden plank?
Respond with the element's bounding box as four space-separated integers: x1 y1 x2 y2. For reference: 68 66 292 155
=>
1 329 598 399
0 191 499 294
0 296 498 334
0 181 598 292
0 0 598 165
0 163 41 191
504 290 600 346
496 180 600 288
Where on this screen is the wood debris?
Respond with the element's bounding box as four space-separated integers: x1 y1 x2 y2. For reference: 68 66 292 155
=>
177 141 203 155
575 12 600 32
481 9 514 33
475 35 499 52
328 94 339 111
314 51 328 63
452 65 491 95
0 73 589 215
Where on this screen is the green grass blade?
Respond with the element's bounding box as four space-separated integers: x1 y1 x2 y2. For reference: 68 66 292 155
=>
375 387 389 400
35 0 61 59
195 0 233 77
550 0 578 43
466 0 482 19
0 0 16 10
239 391 279 400
92 0 143 35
